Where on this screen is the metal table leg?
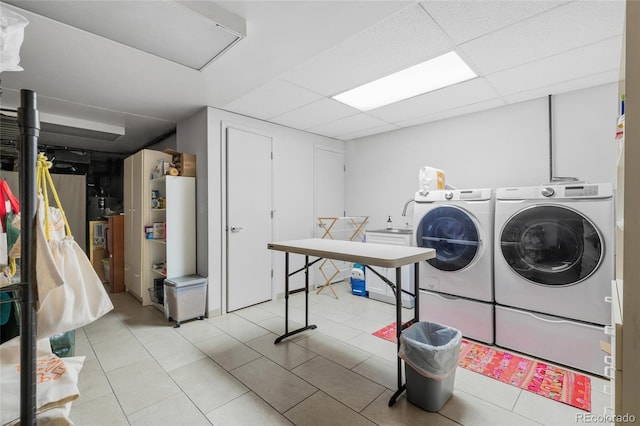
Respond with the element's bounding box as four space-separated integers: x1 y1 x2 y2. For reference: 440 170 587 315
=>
388 261 421 407
274 254 317 344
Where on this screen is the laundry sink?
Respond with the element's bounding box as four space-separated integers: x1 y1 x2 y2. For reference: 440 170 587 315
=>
368 228 413 234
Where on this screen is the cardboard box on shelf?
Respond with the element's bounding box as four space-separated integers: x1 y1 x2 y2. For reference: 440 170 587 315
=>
164 149 196 177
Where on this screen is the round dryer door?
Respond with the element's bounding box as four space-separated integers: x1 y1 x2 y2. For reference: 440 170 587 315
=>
416 206 479 271
500 205 603 286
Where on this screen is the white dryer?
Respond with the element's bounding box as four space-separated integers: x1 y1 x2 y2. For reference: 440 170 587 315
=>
413 188 494 344
493 183 614 375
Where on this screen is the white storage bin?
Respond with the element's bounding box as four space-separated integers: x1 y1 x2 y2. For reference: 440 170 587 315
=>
164 275 207 328
419 290 494 344
495 305 606 375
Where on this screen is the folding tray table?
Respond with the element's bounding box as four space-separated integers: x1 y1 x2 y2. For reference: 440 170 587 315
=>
267 238 436 406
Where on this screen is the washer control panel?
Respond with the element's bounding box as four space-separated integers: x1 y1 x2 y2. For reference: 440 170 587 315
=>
541 187 555 197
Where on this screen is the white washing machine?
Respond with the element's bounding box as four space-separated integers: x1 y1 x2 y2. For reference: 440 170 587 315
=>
413 188 494 343
493 183 614 375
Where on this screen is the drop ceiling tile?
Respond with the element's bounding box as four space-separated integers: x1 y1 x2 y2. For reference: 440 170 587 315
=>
502 70 619 105
459 0 625 75
367 77 500 123
270 98 359 130
223 79 323 120
307 113 391 139
486 36 622 97
394 98 507 128
421 0 568 44
334 123 399 141
282 3 455 96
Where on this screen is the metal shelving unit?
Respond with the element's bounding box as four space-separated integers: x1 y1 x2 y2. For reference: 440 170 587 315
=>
0 89 39 424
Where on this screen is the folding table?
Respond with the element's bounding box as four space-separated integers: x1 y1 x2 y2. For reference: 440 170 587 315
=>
267 238 436 406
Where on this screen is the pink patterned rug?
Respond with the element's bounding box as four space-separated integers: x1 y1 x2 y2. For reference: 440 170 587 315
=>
373 323 591 411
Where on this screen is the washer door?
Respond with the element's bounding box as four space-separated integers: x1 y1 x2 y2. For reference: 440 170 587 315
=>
500 205 603 286
416 206 479 271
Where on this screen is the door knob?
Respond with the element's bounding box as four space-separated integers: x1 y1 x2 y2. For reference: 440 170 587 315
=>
230 226 243 232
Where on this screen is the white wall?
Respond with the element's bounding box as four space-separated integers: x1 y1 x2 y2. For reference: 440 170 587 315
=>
176 109 208 275
145 132 177 152
178 107 344 316
345 83 618 230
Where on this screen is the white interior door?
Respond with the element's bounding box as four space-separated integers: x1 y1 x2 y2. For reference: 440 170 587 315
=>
226 127 273 312
314 146 346 285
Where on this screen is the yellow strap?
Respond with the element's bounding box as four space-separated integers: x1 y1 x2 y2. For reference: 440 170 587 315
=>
36 153 72 240
9 257 16 277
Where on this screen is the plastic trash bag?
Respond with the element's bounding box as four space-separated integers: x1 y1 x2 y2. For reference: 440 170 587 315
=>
0 7 28 72
398 321 462 380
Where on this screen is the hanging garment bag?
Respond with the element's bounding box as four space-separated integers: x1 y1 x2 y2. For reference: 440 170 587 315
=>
35 154 114 339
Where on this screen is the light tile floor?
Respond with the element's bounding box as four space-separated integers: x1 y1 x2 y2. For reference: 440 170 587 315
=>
69 282 612 425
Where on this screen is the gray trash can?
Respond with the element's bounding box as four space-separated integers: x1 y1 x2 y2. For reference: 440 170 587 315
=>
164 275 207 328
398 321 462 412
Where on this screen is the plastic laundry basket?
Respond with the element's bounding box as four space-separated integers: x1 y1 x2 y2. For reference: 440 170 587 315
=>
101 258 110 283
398 321 462 412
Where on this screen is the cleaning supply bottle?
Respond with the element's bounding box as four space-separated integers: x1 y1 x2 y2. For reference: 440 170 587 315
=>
386 215 393 230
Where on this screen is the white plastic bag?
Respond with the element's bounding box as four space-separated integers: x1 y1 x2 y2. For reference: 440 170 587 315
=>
0 7 28 72
418 166 445 193
398 321 462 380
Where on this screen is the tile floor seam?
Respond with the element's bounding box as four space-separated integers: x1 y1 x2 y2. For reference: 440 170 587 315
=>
200 388 252 422
204 339 270 373
453 388 547 426
78 327 141 419
280 389 323 420
510 389 524 412
150 349 245 421
73 329 124 411
287 353 390 414
291 388 384 426
227 355 320 415
107 306 225 422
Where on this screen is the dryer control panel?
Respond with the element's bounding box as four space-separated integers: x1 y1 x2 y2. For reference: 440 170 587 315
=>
564 185 599 197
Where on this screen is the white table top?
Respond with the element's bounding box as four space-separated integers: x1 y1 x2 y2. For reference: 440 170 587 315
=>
267 238 435 268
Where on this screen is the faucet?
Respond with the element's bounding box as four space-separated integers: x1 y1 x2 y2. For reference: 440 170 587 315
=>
401 199 415 227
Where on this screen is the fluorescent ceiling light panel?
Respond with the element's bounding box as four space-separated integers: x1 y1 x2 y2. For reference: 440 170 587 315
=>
332 51 477 111
40 113 125 136
39 113 125 142
5 0 246 70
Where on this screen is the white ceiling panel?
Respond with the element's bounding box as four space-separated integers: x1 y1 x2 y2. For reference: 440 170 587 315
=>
307 113 392 138
502 70 620 105
459 0 625 75
335 123 400 141
198 2 411 106
421 0 568 44
270 98 359 130
282 3 455 96
487 36 622 97
367 77 500 123
395 98 507 129
223 79 323 120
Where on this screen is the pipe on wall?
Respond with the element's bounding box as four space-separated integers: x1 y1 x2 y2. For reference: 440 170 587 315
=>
548 94 553 182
